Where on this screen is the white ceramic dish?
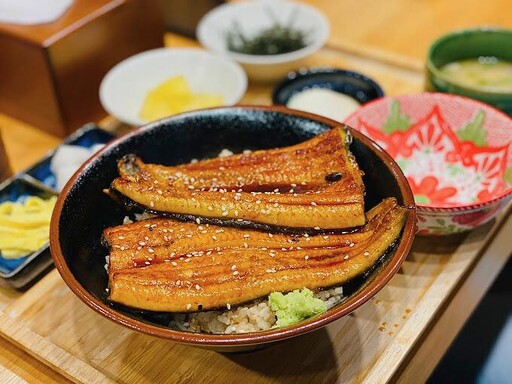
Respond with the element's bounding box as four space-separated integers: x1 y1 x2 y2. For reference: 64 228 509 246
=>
197 0 329 82
99 48 247 126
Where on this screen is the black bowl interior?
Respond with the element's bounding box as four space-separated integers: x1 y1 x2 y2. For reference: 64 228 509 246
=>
272 68 385 106
57 107 405 330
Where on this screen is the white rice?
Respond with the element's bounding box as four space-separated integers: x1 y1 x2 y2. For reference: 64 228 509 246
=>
183 286 344 334
217 148 234 158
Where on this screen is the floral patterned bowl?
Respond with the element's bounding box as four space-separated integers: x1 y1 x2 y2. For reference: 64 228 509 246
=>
344 93 512 236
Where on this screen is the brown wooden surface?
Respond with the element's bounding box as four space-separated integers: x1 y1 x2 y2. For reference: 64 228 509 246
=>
0 2 511 382
307 0 512 67
0 0 123 45
0 0 165 136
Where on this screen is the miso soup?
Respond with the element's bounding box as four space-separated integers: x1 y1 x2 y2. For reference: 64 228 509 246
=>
440 57 512 92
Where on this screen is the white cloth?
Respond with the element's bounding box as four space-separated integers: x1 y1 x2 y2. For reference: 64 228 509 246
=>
0 0 74 25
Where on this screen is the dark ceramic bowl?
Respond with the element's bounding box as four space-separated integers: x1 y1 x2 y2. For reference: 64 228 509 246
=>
272 67 384 106
426 27 512 115
50 106 416 351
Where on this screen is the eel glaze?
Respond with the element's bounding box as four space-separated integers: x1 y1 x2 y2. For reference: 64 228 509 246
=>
109 127 366 230
105 198 407 312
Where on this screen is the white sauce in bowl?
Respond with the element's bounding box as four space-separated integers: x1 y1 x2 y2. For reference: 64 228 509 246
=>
286 88 360 122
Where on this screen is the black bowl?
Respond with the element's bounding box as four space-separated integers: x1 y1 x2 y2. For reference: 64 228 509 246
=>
272 67 385 106
50 106 415 351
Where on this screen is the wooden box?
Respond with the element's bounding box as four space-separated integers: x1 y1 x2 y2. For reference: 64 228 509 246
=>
0 0 164 137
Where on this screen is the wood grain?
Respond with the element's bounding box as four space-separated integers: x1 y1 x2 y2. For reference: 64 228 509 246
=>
305 0 512 65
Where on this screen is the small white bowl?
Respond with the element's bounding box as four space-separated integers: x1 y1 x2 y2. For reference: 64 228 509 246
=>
99 48 247 126
197 0 329 82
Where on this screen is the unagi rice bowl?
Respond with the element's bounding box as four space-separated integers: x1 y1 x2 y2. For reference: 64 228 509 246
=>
102 129 409 335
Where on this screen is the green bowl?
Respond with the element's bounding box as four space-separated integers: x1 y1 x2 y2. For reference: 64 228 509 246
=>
426 27 512 115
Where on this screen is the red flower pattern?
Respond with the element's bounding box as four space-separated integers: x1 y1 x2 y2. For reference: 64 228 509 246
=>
354 103 510 205
409 176 457 205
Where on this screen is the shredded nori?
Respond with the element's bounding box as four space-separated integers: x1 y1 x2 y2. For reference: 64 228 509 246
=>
225 8 309 55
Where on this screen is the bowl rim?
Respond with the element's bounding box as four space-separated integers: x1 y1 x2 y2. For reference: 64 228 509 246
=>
98 47 248 126
50 105 416 347
343 92 512 212
196 0 330 65
271 67 385 105
426 26 512 95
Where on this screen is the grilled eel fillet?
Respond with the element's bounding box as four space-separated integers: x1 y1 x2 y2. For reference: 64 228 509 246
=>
109 127 366 230
105 198 407 312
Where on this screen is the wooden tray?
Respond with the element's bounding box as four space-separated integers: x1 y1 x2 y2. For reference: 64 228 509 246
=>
0 207 510 384
1 34 511 383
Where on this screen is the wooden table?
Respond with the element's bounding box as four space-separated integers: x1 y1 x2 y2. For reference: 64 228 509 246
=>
0 2 511 382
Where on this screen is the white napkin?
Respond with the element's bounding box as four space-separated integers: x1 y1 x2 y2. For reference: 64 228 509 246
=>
0 0 74 25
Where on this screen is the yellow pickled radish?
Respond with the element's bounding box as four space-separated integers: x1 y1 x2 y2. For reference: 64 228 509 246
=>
139 75 224 122
0 196 56 259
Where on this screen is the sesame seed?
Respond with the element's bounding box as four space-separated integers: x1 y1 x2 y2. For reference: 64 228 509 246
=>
195 284 201 290
344 255 349 260
144 261 150 265
195 218 201 225
226 303 231 310
212 235 218 240
314 226 321 230
243 234 250 238
118 236 125 240
256 200 261 204
208 206 213 211
311 202 317 206
149 201 155 207
291 183 297 187
323 235 329 239
221 211 229 216
304 255 309 260
233 271 239 276
231 265 237 270
186 303 192 310
171 261 177 266
234 210 239 216
273 188 279 193
349 243 355 247
138 241 146 246
148 248 154 253
364 252 370 257
301 181 307 185
273 203 279 207
266 268 276 273
268 233 273 238
243 242 248 248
